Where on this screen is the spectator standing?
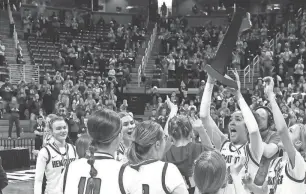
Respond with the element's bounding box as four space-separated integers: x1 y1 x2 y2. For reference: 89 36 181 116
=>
294 59 304 83
33 116 45 150
0 40 5 66
0 78 13 109
29 93 41 132
7 96 20 139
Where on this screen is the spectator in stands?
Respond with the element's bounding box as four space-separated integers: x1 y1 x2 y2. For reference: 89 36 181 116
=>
0 40 5 66
0 78 13 108
108 28 116 49
16 42 25 64
33 115 45 150
7 96 20 139
29 93 41 132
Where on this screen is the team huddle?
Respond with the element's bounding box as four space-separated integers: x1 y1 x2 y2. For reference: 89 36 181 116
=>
33 71 306 194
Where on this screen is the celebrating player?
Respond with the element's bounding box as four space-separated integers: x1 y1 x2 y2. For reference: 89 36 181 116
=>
244 77 306 194
116 112 136 162
34 115 77 194
200 71 264 194
127 120 188 194
63 109 142 194
164 115 213 194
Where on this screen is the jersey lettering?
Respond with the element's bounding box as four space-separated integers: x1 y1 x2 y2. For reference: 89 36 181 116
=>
52 158 76 168
222 154 240 164
78 177 101 194
268 175 284 185
142 184 149 194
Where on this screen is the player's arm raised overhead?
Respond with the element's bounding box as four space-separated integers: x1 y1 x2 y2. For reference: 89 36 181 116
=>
199 75 227 150
265 77 296 166
164 95 178 136
34 148 48 194
232 70 263 161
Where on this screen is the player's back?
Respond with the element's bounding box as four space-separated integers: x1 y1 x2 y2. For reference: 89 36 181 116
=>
64 153 142 194
131 160 187 194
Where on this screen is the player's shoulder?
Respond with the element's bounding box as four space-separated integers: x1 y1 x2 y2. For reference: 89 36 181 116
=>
220 139 231 151
68 158 87 169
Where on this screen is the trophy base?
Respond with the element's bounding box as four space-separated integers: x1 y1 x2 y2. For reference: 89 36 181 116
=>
204 65 238 89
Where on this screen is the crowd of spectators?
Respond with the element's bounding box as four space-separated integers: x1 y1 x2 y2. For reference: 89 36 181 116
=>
0 4 148 139
148 8 306 133
152 12 275 88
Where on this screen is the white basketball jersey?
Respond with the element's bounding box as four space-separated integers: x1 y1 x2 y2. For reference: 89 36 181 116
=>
130 160 187 194
63 152 142 194
44 143 77 194
220 140 260 194
266 151 306 194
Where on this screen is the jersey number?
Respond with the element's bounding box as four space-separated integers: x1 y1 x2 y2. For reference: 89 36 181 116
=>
78 177 101 194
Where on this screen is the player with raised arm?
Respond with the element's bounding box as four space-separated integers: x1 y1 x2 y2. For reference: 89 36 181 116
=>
244 77 306 194
63 109 142 194
199 70 264 194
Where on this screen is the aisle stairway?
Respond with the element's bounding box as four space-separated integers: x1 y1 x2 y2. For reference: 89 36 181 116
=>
0 10 30 65
8 64 39 84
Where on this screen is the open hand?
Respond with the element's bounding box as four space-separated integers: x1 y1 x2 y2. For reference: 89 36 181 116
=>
230 156 246 175
263 76 274 98
166 95 178 117
231 69 241 92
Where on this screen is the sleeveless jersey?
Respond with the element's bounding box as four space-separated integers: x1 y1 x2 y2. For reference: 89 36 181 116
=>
115 142 128 163
266 151 306 194
43 143 77 194
220 140 260 194
63 152 142 194
130 160 187 194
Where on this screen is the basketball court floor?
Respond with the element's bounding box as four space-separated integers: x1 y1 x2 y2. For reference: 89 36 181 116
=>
4 169 34 194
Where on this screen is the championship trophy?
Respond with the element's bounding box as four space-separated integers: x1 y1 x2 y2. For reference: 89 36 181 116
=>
204 5 252 89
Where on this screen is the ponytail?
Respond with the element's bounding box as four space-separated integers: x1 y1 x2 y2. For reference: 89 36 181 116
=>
87 141 98 189
128 141 152 164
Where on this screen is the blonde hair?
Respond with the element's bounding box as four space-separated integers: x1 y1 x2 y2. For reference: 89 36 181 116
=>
127 120 164 165
193 150 227 194
75 134 92 158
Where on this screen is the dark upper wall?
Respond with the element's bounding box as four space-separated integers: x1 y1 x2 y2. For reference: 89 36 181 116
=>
172 0 219 16
49 0 149 13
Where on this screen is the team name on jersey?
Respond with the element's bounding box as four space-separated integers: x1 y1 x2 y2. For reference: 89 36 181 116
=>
222 154 241 164
52 158 76 168
268 175 284 185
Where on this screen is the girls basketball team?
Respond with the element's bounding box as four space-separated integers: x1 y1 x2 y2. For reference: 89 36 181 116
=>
34 71 306 194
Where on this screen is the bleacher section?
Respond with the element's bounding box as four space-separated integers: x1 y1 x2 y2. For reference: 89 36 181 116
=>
28 23 134 81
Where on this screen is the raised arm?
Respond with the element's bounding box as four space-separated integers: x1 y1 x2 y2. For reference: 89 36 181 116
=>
199 75 227 150
164 95 178 136
232 70 263 161
264 77 296 166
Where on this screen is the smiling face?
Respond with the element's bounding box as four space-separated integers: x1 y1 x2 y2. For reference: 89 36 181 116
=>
121 115 135 140
51 120 68 142
228 111 248 144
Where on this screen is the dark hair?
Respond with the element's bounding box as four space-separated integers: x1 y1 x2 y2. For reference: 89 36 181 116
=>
127 120 164 165
86 109 121 190
168 115 193 140
254 106 274 129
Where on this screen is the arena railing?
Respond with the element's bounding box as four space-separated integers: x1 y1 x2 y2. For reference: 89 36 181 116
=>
0 138 36 163
138 23 157 87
